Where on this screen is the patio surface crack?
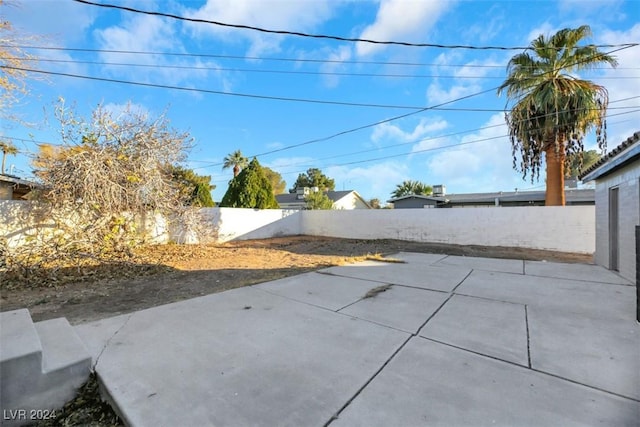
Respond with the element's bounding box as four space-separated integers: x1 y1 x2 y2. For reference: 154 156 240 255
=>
92 313 133 370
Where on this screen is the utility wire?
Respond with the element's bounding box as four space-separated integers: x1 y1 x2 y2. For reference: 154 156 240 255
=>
72 0 639 52
253 109 640 180
12 57 640 80
0 65 430 110
12 45 640 70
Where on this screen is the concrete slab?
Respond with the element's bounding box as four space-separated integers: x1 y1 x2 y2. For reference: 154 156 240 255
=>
383 252 447 264
436 255 524 274
525 260 632 285
331 338 640 427
93 286 409 427
528 306 640 400
455 270 636 320
339 286 450 333
256 271 379 311
321 262 471 292
420 294 529 366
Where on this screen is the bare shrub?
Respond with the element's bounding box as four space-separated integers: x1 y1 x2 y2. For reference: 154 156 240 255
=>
2 101 216 286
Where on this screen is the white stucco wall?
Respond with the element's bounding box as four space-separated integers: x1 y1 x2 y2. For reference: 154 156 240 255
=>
1 203 595 254
207 208 302 243
301 206 595 253
593 162 639 282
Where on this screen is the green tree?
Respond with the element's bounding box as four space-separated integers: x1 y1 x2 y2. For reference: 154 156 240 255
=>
391 180 432 198
220 158 279 209
305 191 334 210
289 168 335 193
368 198 381 209
262 166 286 195
497 25 617 205
1 140 18 174
169 165 216 207
565 149 601 178
222 149 248 177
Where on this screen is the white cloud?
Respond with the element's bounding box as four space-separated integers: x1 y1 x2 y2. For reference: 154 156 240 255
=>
424 52 498 105
94 14 225 87
595 23 640 147
4 0 96 43
319 45 353 88
356 0 455 57
426 81 482 105
184 0 338 56
372 118 449 145
424 113 527 193
526 22 558 44
326 160 409 200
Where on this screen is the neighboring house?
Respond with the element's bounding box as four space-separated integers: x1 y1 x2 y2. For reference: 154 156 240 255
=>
388 189 594 209
276 187 371 210
0 174 37 200
580 131 639 283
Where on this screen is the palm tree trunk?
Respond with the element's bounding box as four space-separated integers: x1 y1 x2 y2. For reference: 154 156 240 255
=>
544 143 566 206
233 165 240 177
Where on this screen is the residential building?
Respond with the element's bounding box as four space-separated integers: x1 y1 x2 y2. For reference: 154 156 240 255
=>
276 187 371 210
581 131 639 283
388 188 594 209
0 174 37 200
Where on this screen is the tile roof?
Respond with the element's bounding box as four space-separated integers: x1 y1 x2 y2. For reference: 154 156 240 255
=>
579 131 640 180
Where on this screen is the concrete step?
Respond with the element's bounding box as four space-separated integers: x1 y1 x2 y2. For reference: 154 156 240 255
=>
0 310 91 427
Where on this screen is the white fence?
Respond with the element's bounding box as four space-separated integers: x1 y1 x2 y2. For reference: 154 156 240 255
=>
0 202 595 254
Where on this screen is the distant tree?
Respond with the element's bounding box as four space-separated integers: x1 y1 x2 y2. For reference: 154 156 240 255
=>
169 165 215 207
391 180 432 198
289 168 335 193
262 166 286 195
222 149 248 177
0 140 18 174
565 149 601 178
368 198 381 209
220 158 279 209
305 191 334 210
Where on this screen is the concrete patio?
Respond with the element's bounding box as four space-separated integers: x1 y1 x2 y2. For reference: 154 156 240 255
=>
73 252 639 426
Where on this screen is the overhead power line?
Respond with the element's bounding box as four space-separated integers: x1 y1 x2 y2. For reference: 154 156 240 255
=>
12 45 640 70
11 57 640 80
0 65 429 110
72 0 638 52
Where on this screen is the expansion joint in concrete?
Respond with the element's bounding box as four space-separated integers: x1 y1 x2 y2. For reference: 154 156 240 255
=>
524 305 532 369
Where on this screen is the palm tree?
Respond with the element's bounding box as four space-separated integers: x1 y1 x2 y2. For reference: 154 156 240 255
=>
1 141 19 175
497 25 617 206
222 150 248 177
391 180 432 198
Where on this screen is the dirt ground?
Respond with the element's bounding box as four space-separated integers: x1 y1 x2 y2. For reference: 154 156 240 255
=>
0 236 592 325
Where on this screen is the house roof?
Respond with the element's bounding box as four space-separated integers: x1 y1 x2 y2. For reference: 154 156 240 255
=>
580 131 640 181
276 190 370 208
389 189 594 205
276 190 354 205
0 174 39 199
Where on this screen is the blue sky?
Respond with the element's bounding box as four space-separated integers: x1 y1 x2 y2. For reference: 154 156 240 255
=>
2 0 639 202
